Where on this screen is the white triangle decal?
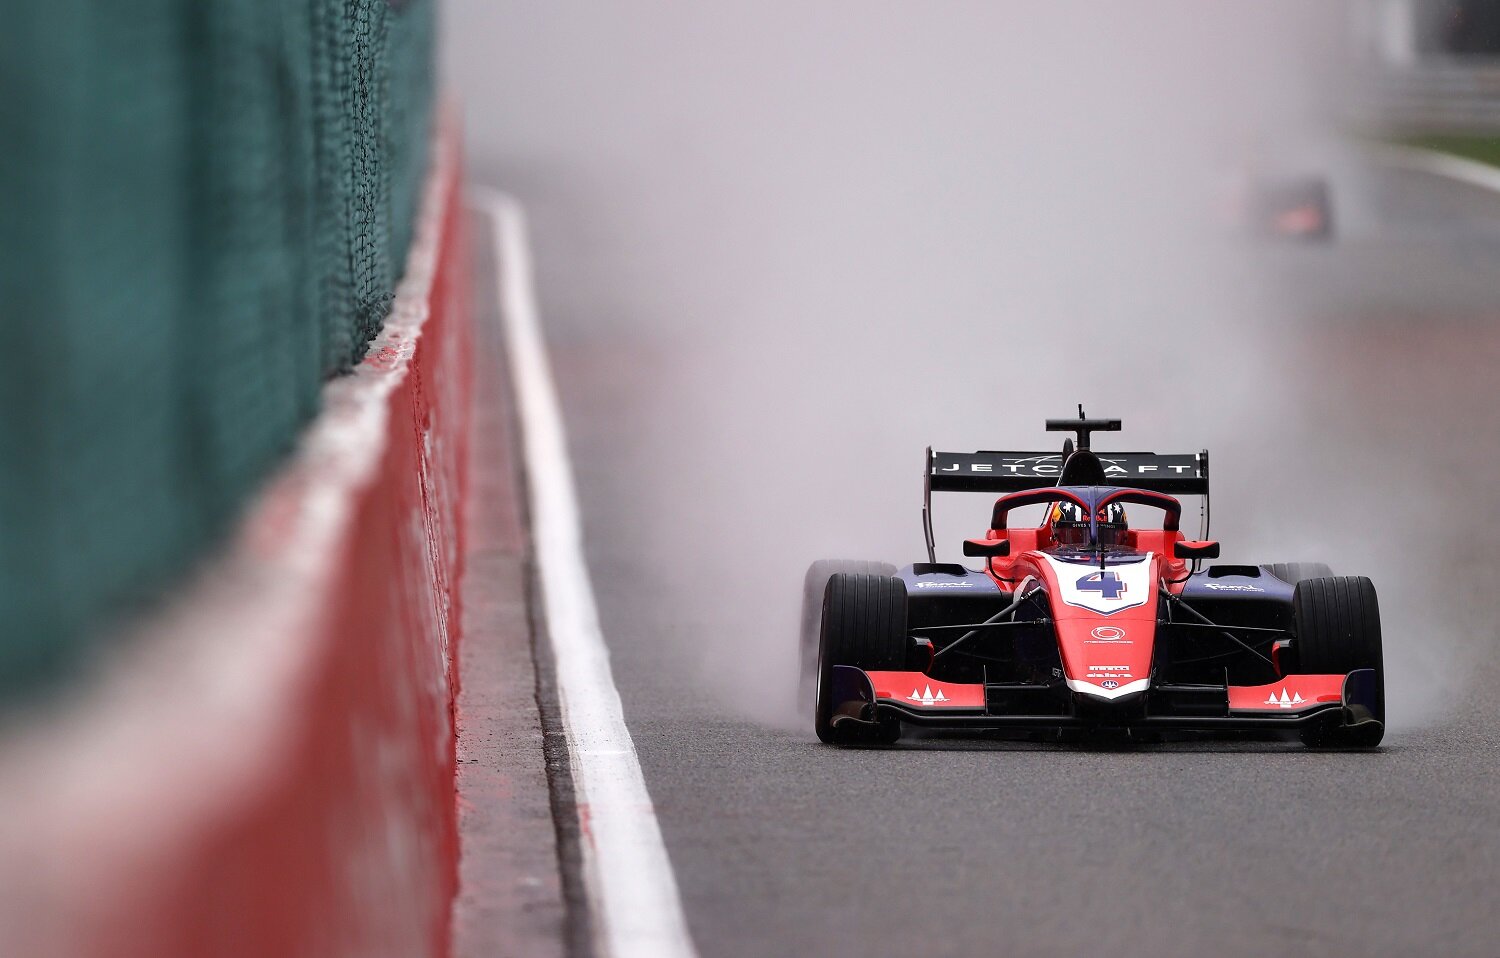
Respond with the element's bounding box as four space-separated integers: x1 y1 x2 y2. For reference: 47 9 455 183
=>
934 688 948 703
1292 692 1304 705
1265 692 1279 706
908 688 922 702
1279 689 1292 707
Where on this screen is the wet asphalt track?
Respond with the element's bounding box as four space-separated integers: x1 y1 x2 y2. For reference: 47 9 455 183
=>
540 163 1500 958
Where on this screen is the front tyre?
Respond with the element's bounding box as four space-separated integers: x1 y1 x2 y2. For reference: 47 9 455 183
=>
814 573 906 746
800 560 896 717
1292 576 1384 748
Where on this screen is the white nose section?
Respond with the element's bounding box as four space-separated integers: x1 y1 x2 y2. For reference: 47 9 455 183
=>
1066 678 1150 700
1041 553 1155 615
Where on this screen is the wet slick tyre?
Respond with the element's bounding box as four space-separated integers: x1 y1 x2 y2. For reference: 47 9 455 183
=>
800 560 896 717
1293 576 1385 748
814 573 906 746
1264 562 1333 585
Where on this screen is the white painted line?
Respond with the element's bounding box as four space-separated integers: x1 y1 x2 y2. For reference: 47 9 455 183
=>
472 187 699 958
1373 143 1500 196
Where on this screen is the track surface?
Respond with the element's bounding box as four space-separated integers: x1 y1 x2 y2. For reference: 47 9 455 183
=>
541 163 1500 958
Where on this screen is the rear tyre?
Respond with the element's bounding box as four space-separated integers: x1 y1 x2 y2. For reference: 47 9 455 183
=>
1292 576 1384 748
800 560 897 716
1264 562 1333 585
814 573 907 746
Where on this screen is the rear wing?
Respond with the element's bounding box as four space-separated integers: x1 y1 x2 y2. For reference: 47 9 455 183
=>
929 449 1209 494
921 447 1210 562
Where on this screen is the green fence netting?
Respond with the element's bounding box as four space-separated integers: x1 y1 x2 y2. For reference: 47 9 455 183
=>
0 0 434 694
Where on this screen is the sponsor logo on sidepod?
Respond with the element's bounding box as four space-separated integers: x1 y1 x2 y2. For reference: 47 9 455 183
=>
1204 582 1264 593
915 581 974 589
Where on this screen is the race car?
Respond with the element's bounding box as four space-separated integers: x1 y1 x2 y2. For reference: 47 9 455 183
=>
802 412 1384 749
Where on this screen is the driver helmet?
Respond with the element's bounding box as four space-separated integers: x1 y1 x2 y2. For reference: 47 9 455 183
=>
1096 501 1129 547
1049 501 1090 547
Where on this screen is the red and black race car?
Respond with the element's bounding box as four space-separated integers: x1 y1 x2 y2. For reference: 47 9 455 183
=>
802 412 1383 749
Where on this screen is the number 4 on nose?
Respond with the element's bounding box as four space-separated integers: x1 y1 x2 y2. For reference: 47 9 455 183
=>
1076 570 1127 600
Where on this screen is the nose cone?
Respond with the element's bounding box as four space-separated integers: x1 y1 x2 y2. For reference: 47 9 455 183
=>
1034 552 1161 701
1066 676 1150 703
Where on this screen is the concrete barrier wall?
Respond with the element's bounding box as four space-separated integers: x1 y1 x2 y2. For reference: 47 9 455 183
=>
0 121 471 958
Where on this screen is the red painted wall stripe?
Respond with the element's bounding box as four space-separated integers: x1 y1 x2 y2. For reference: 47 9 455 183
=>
0 116 472 958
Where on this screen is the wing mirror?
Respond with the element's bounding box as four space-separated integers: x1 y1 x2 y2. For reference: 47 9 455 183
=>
963 538 1011 558
1174 540 1220 560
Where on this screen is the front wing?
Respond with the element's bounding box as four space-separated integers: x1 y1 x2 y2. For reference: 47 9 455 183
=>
826 666 1382 736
